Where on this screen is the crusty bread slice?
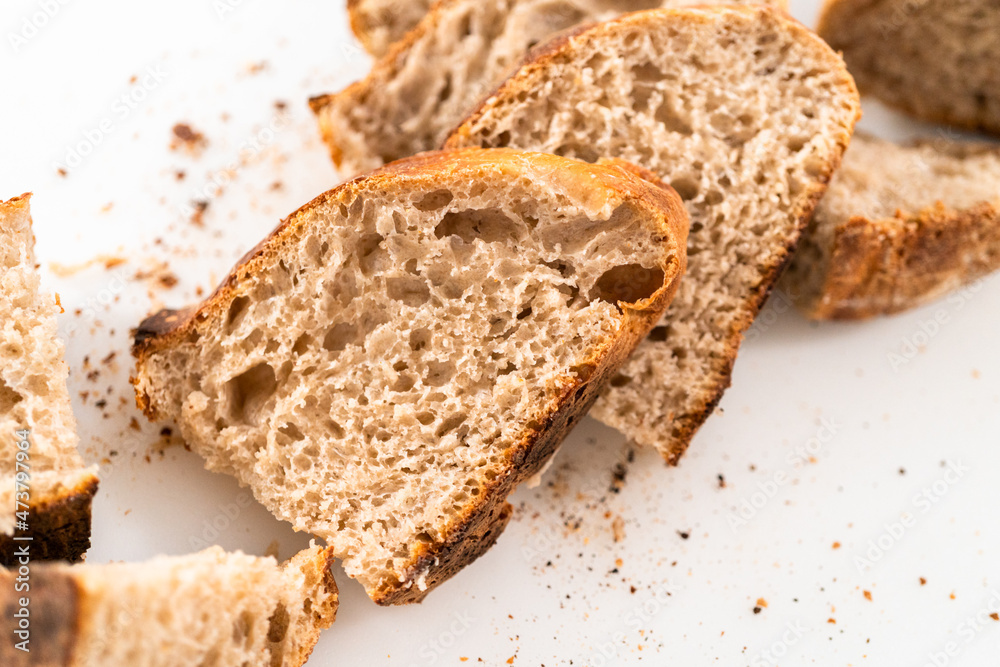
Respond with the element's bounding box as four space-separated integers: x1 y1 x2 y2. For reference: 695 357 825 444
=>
347 0 434 57
783 133 1000 319
312 0 788 175
447 6 861 462
131 148 688 604
0 545 338 667
0 195 98 565
818 0 1000 136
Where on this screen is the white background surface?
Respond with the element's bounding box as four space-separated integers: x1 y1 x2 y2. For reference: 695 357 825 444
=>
2 1 999 665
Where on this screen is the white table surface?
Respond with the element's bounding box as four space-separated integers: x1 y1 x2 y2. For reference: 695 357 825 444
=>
2 1 999 664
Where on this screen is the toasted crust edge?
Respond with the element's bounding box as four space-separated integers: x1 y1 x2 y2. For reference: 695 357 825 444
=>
131 148 688 603
803 200 1000 320
1 474 98 566
445 5 860 463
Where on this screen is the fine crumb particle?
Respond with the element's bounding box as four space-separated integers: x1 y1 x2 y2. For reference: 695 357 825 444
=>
610 462 628 493
611 515 626 543
971 369 981 379
827 618 836 624
832 541 841 550
863 590 872 601
190 200 209 226
752 606 762 615
756 598 768 609
950 592 956 600
460 659 469 663
171 123 207 154
920 577 927 586
128 417 141 431
990 613 999 622
677 530 690 540
56 167 67 177
717 473 726 489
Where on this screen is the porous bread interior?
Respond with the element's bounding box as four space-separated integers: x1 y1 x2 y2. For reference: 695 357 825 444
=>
786 133 1000 305
350 0 433 57
136 161 673 596
448 7 859 457
57 546 335 667
320 0 784 174
0 196 96 535
820 0 1000 133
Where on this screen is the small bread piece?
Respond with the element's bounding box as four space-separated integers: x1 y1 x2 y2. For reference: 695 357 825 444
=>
447 6 861 462
818 0 1000 135
132 148 688 604
0 545 338 667
347 0 433 57
313 0 787 175
0 195 98 565
784 133 1000 319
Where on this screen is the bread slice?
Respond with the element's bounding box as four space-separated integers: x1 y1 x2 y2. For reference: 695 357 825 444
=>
783 133 1000 319
347 0 433 57
447 6 861 462
131 148 688 604
311 0 788 176
818 0 1000 136
0 545 338 667
0 195 98 565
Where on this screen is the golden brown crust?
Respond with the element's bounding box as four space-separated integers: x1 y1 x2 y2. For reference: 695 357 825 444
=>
132 147 688 603
0 474 98 566
446 6 860 463
806 200 1000 320
0 566 81 667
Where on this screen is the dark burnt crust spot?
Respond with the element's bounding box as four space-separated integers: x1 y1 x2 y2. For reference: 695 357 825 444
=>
0 475 98 567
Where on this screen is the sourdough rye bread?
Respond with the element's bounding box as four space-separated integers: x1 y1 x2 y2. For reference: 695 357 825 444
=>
783 133 1000 320
818 0 1000 136
447 6 861 462
131 148 688 604
0 545 338 667
347 0 434 57
0 195 98 565
313 0 788 175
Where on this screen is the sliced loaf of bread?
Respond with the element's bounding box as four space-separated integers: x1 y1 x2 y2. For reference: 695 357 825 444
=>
0 195 98 565
131 148 688 604
347 0 433 57
312 0 787 175
0 545 338 667
818 0 1000 136
783 133 1000 319
447 6 861 462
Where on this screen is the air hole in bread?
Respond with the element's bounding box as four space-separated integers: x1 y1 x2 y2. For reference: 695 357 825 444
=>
386 276 431 306
322 323 360 352
0 379 23 412
424 359 456 387
591 264 665 304
434 208 523 244
226 363 277 425
227 296 250 328
414 189 455 211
